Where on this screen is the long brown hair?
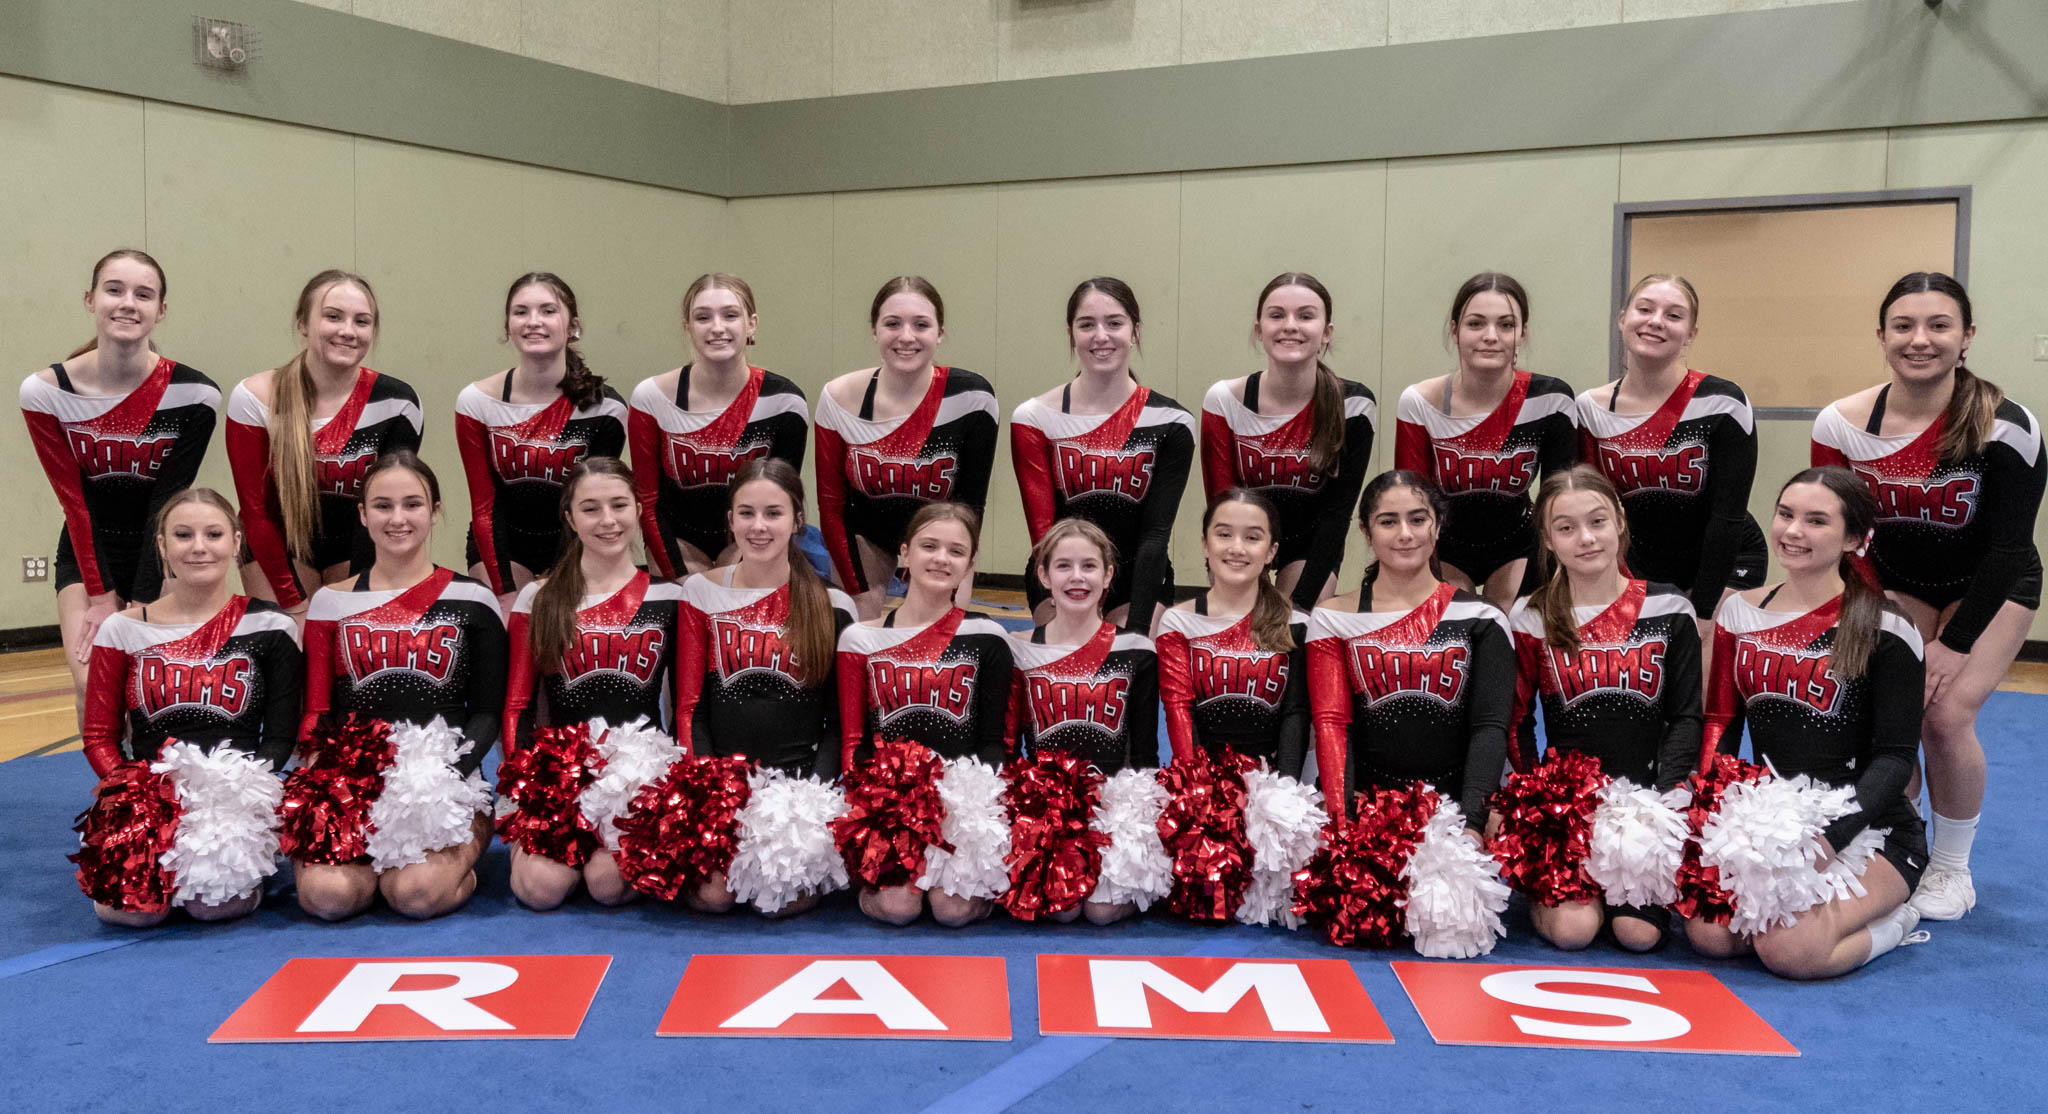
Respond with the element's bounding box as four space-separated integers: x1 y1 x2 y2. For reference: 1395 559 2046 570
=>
1255 272 1344 473
730 458 834 686
1067 276 1142 378
506 272 603 408
1527 465 1631 656
529 457 636 672
1879 272 2000 464
1780 466 1886 679
1202 488 1294 653
272 270 380 565
70 249 167 359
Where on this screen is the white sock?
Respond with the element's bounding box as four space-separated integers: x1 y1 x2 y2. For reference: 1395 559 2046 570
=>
1929 811 1980 872
1864 906 1914 963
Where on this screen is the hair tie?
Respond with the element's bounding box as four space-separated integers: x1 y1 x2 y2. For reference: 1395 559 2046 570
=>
1855 529 1874 558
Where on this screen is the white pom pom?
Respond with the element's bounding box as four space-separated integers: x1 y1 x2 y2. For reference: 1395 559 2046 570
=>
917 757 1011 900
153 742 284 907
365 718 492 872
576 717 683 850
1584 777 1688 908
1814 826 1888 905
1700 774 1866 935
1400 798 1511 958
727 768 850 913
1087 768 1173 909
1236 766 1328 928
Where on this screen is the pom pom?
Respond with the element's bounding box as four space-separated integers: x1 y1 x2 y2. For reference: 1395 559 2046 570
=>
71 761 180 913
1815 826 1888 905
832 741 951 890
364 718 491 872
579 717 682 850
1294 783 1437 948
1087 768 1174 909
613 754 755 900
1401 799 1510 958
728 768 850 913
495 723 604 867
919 757 1013 901
1157 748 1256 921
277 716 394 865
1671 754 1769 924
1584 777 1688 909
1237 766 1328 928
1701 775 1880 935
999 751 1109 920
1490 749 1607 906
154 742 284 908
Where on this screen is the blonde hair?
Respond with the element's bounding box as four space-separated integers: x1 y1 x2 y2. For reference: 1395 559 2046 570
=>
682 273 758 347
271 270 380 564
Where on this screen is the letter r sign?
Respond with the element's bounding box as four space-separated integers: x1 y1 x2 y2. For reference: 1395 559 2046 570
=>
210 956 612 1042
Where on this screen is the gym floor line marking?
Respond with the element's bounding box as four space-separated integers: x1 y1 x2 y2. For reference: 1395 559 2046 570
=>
0 936 146 980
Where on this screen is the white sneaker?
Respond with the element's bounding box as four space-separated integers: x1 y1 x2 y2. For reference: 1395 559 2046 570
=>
1910 867 1976 921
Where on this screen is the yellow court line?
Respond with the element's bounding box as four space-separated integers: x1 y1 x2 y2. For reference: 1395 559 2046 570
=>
0 704 76 724
0 669 74 685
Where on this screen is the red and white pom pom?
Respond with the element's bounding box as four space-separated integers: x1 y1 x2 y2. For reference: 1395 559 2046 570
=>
153 742 284 907
1087 768 1173 910
917 757 1012 901
727 768 850 914
1583 778 1689 909
1400 799 1510 958
1700 773 1889 935
578 717 682 851
1237 766 1328 929
365 718 492 872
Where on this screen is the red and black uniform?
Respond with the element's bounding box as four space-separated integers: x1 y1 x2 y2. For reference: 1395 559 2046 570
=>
814 368 999 594
227 370 424 608
1507 580 1701 791
1395 370 1577 585
1200 374 1377 610
835 608 1014 770
1578 372 1765 617
676 571 857 779
455 379 628 594
1154 603 1309 777
299 567 506 775
1011 386 1194 627
1008 622 1160 775
503 571 683 752
629 366 809 576
80 597 301 777
21 357 219 602
1812 389 2046 652
1702 591 1928 888
1307 582 1513 825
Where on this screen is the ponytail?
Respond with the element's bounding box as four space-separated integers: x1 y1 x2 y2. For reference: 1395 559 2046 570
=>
1255 272 1344 473
1879 272 2000 464
1526 466 1630 657
1203 487 1295 653
507 272 604 409
528 457 636 672
732 458 834 687
1782 466 1885 678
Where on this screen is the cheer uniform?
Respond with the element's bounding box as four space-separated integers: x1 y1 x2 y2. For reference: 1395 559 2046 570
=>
1578 372 1766 617
1154 602 1309 777
629 366 809 576
21 357 219 602
1395 370 1577 584
455 378 628 594
814 368 999 594
1307 582 1513 824
1199 374 1377 610
1702 591 1928 888
227 370 424 608
80 597 301 778
503 570 683 753
299 567 506 774
1012 385 1195 627
1008 622 1160 775
835 608 1014 770
675 570 857 779
1812 388 2046 652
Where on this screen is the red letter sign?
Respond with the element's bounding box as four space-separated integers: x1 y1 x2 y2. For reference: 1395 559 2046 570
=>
210 955 611 1042
1037 955 1392 1043
658 955 1011 1040
1391 962 1796 1056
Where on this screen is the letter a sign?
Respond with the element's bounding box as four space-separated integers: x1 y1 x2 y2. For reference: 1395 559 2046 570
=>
658 955 1011 1040
210 956 612 1042
1390 962 1797 1056
1037 956 1391 1043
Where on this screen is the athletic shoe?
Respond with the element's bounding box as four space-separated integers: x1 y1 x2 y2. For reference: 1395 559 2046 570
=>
1910 866 1976 920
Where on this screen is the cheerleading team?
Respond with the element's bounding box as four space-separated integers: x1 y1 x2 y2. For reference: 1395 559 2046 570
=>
1685 467 1929 978
228 270 424 623
630 273 810 578
456 272 627 610
1396 272 1578 609
1200 273 1377 609
289 452 506 921
22 249 220 725
1011 277 1194 632
1506 466 1702 952
1811 273 2044 922
73 489 302 926
816 276 999 619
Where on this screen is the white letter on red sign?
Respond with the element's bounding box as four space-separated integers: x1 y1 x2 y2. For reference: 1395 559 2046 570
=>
719 960 947 1032
1477 970 1692 1043
297 961 519 1033
1087 959 1329 1033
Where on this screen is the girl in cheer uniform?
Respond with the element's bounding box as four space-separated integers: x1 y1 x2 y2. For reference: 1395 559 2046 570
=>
22 250 219 724
1396 272 1577 609
1811 273 2044 921
228 270 423 622
1507 466 1701 951
1200 272 1376 609
1012 277 1194 632
817 276 999 619
291 452 505 921
457 273 627 610
1685 467 1929 978
76 489 300 926
630 273 809 578
1307 470 1514 827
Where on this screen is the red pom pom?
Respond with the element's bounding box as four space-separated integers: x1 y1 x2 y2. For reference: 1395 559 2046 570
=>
1671 753 1770 923
1489 749 1608 906
300 714 396 782
276 716 393 865
614 754 755 900
70 761 181 913
1293 782 1437 948
999 750 1110 920
1156 747 1257 922
831 740 952 891
496 723 605 867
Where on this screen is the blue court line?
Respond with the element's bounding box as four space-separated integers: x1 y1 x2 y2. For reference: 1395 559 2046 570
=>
0 935 146 980
916 934 1259 1114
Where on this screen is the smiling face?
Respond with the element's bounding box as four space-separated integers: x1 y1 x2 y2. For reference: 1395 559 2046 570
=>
157 502 239 591
507 281 573 363
1618 279 1697 368
1039 535 1110 619
1256 284 1331 368
1070 289 1137 378
1203 499 1279 592
360 466 436 563
300 281 377 372
84 256 166 348
1454 289 1524 374
1772 481 1859 578
729 477 797 567
688 285 756 365
1363 484 1439 578
899 517 974 596
1879 290 1973 387
567 472 637 562
1541 488 1624 582
873 291 942 376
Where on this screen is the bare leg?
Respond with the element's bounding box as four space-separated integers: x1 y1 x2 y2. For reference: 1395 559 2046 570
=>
928 890 993 928
56 583 92 729
685 873 739 914
1751 857 1911 980
378 814 490 920
1083 900 1136 925
851 538 898 622
1531 900 1603 951
859 884 924 926
510 848 582 911
1683 916 1752 959
1440 562 1478 594
583 851 636 906
1480 558 1528 612
1273 559 1336 608
93 902 170 928
186 892 263 922
295 860 378 921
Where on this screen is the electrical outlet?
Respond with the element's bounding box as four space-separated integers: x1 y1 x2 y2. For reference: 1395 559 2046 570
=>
2035 334 2048 362
22 556 48 582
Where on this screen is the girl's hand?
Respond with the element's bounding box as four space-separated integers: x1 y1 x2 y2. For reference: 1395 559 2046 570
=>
73 593 122 662
1924 639 1965 707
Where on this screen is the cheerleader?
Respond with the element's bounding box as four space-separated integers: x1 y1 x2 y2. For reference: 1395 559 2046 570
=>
1012 277 1194 632
630 273 809 578
291 451 506 921
1811 273 2043 921
501 458 682 911
1578 274 1764 638
1395 272 1577 608
1153 489 1308 776
457 272 627 609
836 503 1014 926
76 489 300 926
1200 272 1377 609
1306 470 1514 827
227 270 423 621
816 276 998 619
22 249 219 723
1506 466 1702 951
1685 467 1929 978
